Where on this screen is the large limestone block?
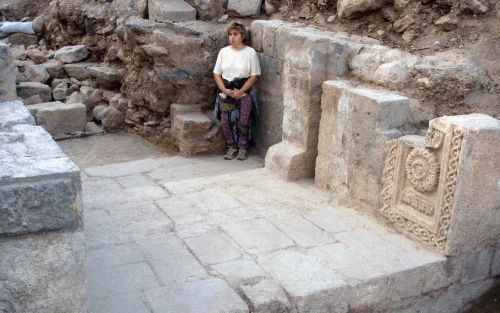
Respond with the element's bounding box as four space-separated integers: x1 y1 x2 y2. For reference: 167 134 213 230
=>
149 0 197 22
0 123 82 235
54 45 89 64
16 82 52 103
0 231 86 313
379 113 500 255
228 0 262 17
315 80 410 211
28 101 87 139
0 43 17 101
170 105 224 156
265 140 308 180
185 0 225 20
337 0 390 19
254 53 283 155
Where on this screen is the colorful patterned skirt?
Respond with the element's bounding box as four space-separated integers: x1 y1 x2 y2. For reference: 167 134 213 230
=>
214 88 258 149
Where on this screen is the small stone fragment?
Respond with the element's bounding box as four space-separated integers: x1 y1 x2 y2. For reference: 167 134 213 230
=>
435 13 458 32
394 15 414 33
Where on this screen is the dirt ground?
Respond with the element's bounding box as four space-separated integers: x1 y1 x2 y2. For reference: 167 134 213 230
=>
57 130 169 168
466 283 500 313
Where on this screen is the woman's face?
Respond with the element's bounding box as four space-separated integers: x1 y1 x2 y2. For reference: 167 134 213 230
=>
228 29 243 46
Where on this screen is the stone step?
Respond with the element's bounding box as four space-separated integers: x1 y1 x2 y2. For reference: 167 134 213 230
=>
27 101 87 139
170 103 224 156
149 0 197 23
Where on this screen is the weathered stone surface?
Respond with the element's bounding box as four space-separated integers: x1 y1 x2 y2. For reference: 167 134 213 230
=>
17 82 52 102
228 0 262 17
41 59 65 78
379 114 500 255
27 101 87 139
0 123 81 234
0 231 85 313
64 62 99 80
88 66 124 89
146 278 249 313
26 48 46 64
315 80 410 211
255 53 283 155
0 100 35 128
211 259 267 285
101 106 125 132
0 43 17 101
337 0 389 19
170 105 224 156
17 63 50 83
222 219 294 254
241 279 291 313
462 247 494 284
185 230 242 264
52 83 69 101
258 249 350 313
185 0 225 20
149 0 197 22
54 45 89 64
259 23 352 180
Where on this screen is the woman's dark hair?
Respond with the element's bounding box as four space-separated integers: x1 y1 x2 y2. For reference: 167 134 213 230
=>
226 22 248 44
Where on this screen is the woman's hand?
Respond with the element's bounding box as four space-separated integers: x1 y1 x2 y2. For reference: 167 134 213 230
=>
232 89 244 100
223 88 234 98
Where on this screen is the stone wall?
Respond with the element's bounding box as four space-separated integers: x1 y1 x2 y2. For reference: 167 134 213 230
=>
41 0 228 153
251 20 496 180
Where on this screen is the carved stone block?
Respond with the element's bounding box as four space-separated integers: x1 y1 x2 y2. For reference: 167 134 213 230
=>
380 114 500 255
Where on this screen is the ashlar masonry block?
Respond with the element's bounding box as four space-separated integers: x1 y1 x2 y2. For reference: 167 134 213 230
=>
380 113 500 255
0 124 82 235
315 80 411 211
28 101 87 139
149 0 197 22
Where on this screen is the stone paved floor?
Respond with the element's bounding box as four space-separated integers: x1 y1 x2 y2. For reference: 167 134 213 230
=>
79 152 447 313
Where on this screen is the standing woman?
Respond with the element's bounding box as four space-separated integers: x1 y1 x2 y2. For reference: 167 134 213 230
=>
213 22 261 160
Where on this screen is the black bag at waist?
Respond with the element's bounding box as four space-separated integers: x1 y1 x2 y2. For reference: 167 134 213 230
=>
223 77 249 90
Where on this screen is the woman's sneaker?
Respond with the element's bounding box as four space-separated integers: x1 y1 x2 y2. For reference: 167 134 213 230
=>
224 146 238 160
236 148 248 161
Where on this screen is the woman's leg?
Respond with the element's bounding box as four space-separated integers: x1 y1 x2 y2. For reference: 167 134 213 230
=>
220 111 235 146
237 94 252 149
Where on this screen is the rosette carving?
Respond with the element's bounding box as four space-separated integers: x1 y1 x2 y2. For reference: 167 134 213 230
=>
405 148 440 193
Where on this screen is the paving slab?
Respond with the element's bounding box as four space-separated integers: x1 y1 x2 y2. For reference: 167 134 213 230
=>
146 278 249 313
222 219 295 254
185 230 243 264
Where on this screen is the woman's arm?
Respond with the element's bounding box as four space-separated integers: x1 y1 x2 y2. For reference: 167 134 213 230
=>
214 74 233 97
233 75 258 99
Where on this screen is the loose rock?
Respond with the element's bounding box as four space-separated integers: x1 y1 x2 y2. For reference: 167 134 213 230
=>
435 13 458 32
17 82 51 102
394 15 414 33
54 45 89 64
337 0 389 19
227 0 262 17
101 106 125 132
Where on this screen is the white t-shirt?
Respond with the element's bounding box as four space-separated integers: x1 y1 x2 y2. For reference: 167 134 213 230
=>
213 46 261 82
